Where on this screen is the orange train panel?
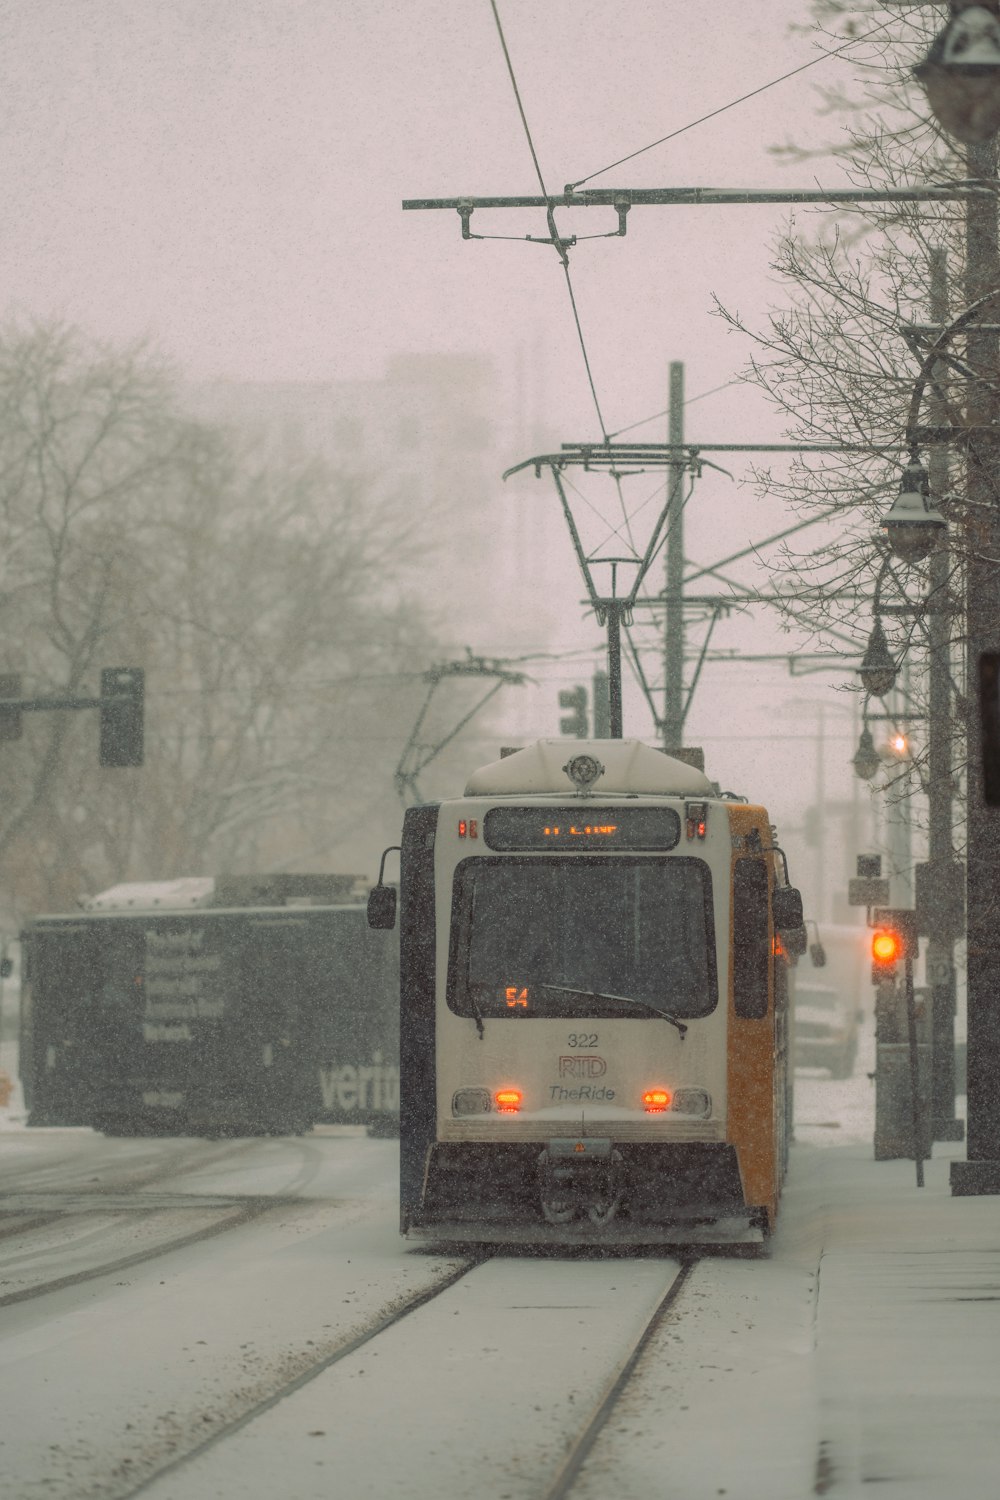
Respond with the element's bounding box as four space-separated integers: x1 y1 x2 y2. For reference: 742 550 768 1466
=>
726 805 783 1228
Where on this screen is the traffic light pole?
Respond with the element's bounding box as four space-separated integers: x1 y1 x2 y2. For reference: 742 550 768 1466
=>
904 951 926 1190
0 667 145 767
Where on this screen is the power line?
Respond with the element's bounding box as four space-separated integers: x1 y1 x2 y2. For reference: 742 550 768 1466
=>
607 382 741 440
488 0 633 546
488 0 550 199
566 20 898 191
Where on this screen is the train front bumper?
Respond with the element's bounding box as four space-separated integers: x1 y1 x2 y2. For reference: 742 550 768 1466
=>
403 1139 765 1247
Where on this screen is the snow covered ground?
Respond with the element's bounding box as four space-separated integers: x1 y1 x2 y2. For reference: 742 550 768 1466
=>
1 1022 997 1500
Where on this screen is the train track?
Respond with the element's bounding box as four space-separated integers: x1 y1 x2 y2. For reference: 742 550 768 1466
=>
113 1254 488 1500
541 1258 696 1500
0 1191 291 1308
2 1140 708 1500
0 1136 322 1307
102 1252 697 1500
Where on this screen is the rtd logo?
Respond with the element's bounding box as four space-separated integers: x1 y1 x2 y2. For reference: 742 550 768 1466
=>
558 1055 607 1079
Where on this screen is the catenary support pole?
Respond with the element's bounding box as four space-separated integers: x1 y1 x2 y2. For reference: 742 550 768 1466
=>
607 604 624 739
663 362 685 750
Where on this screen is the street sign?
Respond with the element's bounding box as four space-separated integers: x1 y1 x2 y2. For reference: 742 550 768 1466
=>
927 955 953 987
848 876 891 907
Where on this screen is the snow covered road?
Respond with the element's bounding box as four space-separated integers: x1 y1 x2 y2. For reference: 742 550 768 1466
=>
1 1057 998 1500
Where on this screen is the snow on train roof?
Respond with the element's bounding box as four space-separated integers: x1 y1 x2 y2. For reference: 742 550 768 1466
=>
464 739 714 798
80 874 369 912
83 879 216 911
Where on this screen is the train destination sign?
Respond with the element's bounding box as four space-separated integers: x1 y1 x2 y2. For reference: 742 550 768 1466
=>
483 806 681 852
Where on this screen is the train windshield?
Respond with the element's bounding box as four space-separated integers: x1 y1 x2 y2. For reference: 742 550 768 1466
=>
448 856 717 1021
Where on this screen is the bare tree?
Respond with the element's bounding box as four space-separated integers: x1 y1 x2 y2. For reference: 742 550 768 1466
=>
713 4 985 850
0 324 441 918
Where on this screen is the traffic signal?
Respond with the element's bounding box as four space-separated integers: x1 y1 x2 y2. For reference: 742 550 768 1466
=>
871 927 902 986
871 908 918 986
99 667 145 767
559 685 588 737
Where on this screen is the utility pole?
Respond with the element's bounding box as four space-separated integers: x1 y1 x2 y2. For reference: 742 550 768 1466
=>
952 136 1000 1193
663 362 685 750
925 249 963 1143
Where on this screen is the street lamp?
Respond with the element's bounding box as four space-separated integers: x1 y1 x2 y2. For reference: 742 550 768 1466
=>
914 3 1000 144
859 617 899 698
853 723 882 781
881 455 948 563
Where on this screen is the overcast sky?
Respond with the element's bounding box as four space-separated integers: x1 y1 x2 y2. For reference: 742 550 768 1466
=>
2 3 858 397
3 1 915 893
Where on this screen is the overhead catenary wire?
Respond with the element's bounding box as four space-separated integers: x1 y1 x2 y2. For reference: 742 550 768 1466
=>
488 0 636 551
479 7 902 737
565 19 899 191
608 381 742 440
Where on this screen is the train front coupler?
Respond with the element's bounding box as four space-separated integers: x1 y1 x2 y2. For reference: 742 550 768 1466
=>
537 1137 625 1225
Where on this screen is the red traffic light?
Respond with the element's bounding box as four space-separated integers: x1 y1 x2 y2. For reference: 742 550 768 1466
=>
872 908 918 964
872 929 902 965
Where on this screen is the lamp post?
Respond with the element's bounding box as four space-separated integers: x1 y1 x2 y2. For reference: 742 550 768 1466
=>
855 430 963 1138
953 132 1000 1190
914 2 1000 145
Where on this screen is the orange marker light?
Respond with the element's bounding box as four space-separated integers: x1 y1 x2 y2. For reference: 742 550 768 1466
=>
872 929 901 963
642 1088 671 1113
494 1088 523 1113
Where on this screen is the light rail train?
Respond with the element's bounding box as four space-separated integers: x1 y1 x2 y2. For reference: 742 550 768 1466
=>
369 738 802 1248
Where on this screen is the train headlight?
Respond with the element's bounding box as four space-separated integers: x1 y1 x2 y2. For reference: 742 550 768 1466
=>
563 754 605 793
452 1087 492 1116
641 1087 712 1117
670 1088 712 1119
494 1088 523 1113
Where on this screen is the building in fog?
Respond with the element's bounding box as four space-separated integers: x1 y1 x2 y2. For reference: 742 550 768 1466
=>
187 354 554 656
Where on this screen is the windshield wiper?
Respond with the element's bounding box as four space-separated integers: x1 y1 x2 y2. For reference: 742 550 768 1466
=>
540 984 688 1037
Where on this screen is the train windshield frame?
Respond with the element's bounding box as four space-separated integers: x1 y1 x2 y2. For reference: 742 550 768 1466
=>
446 855 718 1022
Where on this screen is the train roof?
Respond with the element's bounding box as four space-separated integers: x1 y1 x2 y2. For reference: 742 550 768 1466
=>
464 739 715 798
79 873 368 913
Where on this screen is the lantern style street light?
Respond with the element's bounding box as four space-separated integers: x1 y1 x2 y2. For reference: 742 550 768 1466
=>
853 723 882 781
881 455 948 562
859 615 899 698
915 3 1000 144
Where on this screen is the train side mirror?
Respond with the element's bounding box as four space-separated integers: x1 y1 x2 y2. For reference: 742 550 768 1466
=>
772 885 804 932
0 957 11 978
809 941 827 968
367 885 397 931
